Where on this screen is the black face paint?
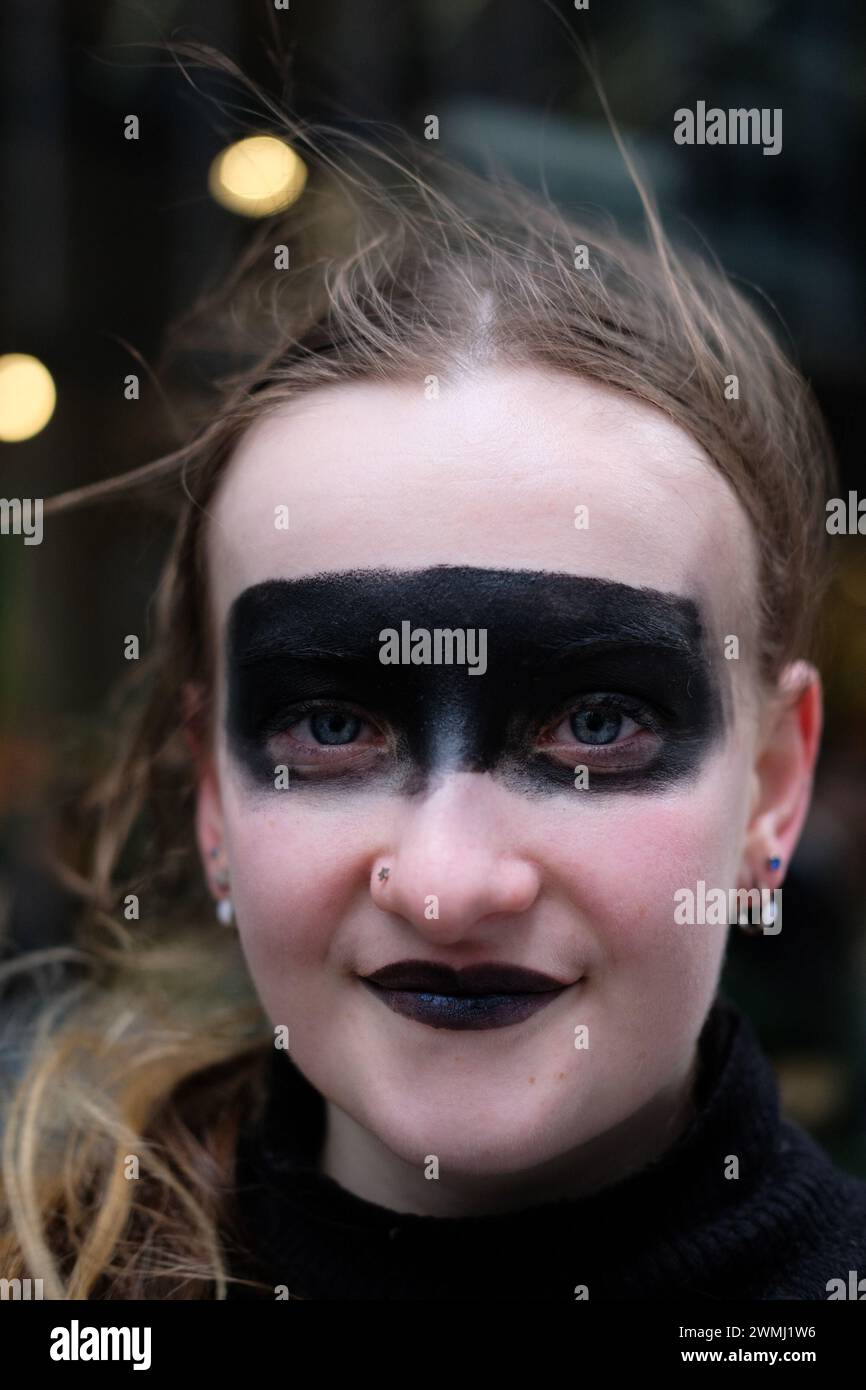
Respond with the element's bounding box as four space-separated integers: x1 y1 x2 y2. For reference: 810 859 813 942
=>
224 567 728 796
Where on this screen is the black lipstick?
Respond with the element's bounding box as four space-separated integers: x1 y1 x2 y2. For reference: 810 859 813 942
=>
359 959 577 1031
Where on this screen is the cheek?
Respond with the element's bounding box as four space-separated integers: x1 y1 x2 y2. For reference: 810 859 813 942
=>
541 741 753 969
217 729 752 1003
219 765 371 971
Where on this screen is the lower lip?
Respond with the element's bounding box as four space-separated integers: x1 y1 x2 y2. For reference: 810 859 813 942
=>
360 980 570 1030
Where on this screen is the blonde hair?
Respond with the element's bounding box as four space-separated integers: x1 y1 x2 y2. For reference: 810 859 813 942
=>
0 44 836 1298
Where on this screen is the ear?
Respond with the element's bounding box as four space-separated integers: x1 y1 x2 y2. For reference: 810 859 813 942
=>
741 660 823 885
183 681 225 882
182 681 207 764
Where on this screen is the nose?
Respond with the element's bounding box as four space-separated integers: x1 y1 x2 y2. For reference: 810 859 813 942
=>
370 774 541 944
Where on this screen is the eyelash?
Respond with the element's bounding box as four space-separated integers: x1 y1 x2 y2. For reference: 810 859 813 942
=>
263 700 390 775
536 694 662 770
266 693 662 772
542 692 660 737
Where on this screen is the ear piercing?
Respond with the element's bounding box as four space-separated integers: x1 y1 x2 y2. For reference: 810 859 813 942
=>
736 855 782 934
378 866 390 883
216 897 235 927
210 846 235 928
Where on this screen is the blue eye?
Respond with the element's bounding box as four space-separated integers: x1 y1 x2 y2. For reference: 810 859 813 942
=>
264 702 387 780
569 708 630 745
309 710 363 745
538 695 659 772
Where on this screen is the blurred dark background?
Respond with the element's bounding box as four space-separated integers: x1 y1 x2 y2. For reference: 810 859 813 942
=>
1 0 865 1170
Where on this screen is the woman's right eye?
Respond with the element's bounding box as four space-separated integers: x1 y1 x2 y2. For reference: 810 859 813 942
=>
266 703 388 775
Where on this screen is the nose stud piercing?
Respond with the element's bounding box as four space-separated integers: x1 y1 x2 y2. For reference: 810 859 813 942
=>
378 866 390 883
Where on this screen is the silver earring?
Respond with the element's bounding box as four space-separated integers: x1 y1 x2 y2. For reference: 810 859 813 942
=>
761 895 777 929
216 897 235 927
735 884 771 935
209 846 234 926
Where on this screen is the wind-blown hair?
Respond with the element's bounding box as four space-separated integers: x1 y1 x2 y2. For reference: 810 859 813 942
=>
0 44 836 1298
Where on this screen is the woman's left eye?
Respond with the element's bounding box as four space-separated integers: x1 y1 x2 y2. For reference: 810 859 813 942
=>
564 706 638 746
538 697 660 769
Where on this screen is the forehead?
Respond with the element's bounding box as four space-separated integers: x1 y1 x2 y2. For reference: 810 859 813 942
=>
206 366 756 642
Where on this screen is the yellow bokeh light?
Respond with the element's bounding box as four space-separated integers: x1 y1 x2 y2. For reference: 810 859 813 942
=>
208 135 307 217
0 354 57 442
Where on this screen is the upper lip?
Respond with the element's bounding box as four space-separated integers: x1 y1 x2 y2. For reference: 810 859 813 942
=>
360 960 574 995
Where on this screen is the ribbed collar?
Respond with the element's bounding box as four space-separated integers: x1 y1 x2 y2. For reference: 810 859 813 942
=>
230 993 787 1299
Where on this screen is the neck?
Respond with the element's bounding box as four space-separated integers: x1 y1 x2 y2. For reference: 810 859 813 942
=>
319 1044 700 1218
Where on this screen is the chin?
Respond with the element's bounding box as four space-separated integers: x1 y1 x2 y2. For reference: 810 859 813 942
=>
359 1085 598 1179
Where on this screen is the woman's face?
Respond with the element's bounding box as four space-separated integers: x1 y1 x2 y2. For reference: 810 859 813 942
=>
199 366 770 1191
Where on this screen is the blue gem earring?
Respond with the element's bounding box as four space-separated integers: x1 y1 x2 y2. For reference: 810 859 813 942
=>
760 856 783 931
736 856 782 934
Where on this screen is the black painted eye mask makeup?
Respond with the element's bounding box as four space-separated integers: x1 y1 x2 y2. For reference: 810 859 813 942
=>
223 567 728 796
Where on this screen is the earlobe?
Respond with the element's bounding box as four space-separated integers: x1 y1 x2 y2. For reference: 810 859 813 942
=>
742 660 823 880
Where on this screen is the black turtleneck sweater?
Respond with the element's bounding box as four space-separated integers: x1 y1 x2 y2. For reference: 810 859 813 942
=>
225 994 866 1300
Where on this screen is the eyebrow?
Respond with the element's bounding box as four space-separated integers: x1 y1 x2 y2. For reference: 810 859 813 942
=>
224 567 711 665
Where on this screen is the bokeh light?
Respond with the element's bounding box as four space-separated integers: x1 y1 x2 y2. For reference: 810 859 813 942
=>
208 134 307 217
0 353 57 442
